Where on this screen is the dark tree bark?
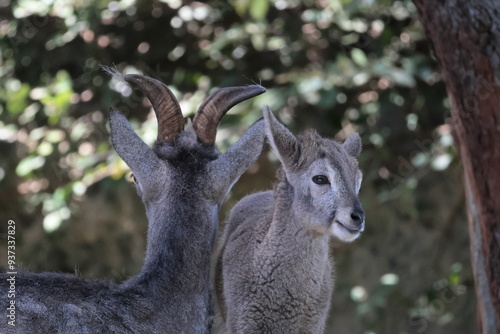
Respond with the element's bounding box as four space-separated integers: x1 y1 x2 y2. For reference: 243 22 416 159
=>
412 0 500 332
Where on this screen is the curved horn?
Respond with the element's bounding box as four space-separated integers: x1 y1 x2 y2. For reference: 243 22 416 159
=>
124 75 184 143
192 85 266 144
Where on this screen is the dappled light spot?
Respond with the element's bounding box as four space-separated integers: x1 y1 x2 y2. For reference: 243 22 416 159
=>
378 167 390 179
400 32 411 43
391 1 412 20
81 29 94 43
380 273 399 286
350 286 368 302
45 129 66 143
97 35 110 48
232 46 247 59
411 152 428 168
347 108 359 121
274 0 288 10
221 58 235 70
351 48 368 67
91 111 103 122
369 20 385 37
108 1 120 12
19 129 38 148
18 103 40 124
302 23 321 41
70 122 91 141
406 113 418 131
353 72 370 86
390 93 405 106
198 39 210 49
58 141 70 154
30 87 47 100
68 166 83 180
125 6 137 16
377 77 392 90
431 154 452 171
170 16 182 28
78 142 95 156
358 91 378 104
178 6 193 21
137 42 150 54
16 156 45 177
17 178 49 194
101 10 115 25
192 4 210 21
425 72 441 85
152 7 163 18
169 44 186 61
43 207 70 233
369 133 383 147
80 89 93 102
37 141 53 156
337 93 347 104
72 181 87 196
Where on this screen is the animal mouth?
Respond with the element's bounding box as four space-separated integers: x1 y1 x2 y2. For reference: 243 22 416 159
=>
334 221 362 233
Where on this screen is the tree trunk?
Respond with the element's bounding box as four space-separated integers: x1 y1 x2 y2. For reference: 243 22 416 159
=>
412 0 500 333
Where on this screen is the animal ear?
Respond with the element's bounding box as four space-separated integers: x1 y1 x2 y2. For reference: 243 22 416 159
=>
109 108 163 186
207 118 266 202
343 133 362 158
263 106 299 169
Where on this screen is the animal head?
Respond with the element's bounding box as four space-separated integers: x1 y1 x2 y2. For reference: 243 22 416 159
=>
264 107 364 242
107 70 266 208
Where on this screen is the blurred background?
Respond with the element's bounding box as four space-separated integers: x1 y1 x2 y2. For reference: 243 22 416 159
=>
0 0 475 333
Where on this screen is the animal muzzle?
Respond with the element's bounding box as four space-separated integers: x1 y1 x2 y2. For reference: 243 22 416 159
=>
335 200 365 233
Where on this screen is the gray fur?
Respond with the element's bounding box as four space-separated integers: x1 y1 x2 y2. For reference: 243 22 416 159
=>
0 78 266 334
215 107 364 334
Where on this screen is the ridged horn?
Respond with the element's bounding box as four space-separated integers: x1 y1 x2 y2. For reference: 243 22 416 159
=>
124 74 184 143
192 85 266 144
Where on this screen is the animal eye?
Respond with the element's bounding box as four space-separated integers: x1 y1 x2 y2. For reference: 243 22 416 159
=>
312 175 330 185
130 173 138 184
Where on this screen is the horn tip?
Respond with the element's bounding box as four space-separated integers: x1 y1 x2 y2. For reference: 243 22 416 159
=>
248 84 266 95
101 65 124 80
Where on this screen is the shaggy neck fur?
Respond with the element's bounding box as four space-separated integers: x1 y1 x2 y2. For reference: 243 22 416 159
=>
127 133 219 294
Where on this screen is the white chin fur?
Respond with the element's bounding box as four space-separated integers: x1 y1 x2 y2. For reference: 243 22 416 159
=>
330 222 361 242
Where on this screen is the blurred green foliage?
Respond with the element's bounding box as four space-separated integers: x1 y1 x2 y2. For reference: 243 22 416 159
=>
0 0 473 333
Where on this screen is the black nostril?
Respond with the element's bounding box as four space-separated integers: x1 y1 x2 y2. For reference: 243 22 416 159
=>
350 210 365 224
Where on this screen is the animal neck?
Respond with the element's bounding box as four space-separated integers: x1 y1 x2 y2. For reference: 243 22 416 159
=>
126 195 217 294
268 177 330 253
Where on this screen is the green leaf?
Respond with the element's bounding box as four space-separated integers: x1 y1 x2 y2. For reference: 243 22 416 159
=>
232 0 251 16
6 82 30 115
351 48 368 67
16 156 46 177
249 0 269 20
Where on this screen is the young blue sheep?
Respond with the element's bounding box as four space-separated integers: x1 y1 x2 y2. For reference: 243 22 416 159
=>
216 107 364 333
